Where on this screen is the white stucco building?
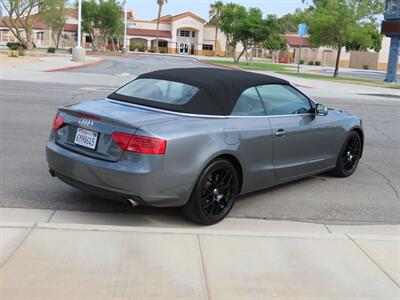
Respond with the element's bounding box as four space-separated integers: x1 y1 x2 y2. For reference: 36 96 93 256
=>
126 12 227 56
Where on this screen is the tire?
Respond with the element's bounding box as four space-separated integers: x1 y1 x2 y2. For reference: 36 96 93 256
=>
331 131 362 178
181 159 239 225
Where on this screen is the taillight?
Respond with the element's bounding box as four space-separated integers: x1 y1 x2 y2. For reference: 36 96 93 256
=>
52 113 64 131
112 132 167 155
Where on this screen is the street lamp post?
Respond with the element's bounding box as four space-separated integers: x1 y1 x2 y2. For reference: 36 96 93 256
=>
121 1 128 54
72 0 86 61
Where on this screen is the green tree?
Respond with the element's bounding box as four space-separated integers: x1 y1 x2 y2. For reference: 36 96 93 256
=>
40 0 67 48
155 0 167 53
82 0 100 50
263 33 287 63
98 0 123 51
306 0 384 77
279 8 309 33
0 0 41 49
220 4 283 64
345 24 383 52
237 12 283 64
209 0 224 56
234 8 265 63
219 3 246 62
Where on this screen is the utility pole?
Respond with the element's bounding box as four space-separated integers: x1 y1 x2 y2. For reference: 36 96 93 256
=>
72 0 85 61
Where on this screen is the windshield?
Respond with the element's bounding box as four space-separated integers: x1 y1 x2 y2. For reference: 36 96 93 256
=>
115 78 199 105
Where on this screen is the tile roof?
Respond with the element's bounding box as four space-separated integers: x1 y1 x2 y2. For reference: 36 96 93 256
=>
127 28 171 38
285 35 309 47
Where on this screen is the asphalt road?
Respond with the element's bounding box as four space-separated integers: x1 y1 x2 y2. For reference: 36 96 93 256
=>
69 54 213 76
320 68 399 81
1 56 399 225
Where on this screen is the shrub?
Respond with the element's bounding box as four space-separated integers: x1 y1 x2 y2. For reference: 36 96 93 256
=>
299 60 305 65
6 42 22 50
129 45 148 52
315 61 321 66
363 64 370 70
8 50 19 57
47 47 56 53
307 61 314 65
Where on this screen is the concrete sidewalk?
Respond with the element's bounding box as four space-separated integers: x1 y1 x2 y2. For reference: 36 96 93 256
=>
0 208 399 299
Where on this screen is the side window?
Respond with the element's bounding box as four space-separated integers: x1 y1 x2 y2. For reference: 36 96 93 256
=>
231 87 266 116
256 84 312 116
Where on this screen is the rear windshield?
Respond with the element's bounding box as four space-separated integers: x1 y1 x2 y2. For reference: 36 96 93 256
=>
115 79 199 105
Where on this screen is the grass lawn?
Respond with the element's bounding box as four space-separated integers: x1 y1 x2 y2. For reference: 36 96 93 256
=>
203 59 400 89
202 59 295 72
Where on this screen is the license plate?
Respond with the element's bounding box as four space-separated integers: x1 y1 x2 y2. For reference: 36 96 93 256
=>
74 128 98 150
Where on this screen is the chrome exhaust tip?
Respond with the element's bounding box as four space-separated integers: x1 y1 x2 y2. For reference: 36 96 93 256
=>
127 198 139 207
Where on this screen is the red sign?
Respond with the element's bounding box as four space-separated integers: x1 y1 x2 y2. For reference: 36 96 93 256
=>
381 21 400 35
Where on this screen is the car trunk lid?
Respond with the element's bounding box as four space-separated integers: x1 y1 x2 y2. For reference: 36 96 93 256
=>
54 99 175 161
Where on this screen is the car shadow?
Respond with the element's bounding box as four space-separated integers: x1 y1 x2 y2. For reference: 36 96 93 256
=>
235 172 335 203
51 172 337 227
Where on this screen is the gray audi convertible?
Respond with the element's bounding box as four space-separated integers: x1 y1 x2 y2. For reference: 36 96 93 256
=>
46 68 363 224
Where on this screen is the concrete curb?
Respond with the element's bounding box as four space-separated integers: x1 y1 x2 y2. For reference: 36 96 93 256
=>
0 207 399 238
194 58 241 70
44 58 106 72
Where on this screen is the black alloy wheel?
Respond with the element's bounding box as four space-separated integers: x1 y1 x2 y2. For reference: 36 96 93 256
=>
332 131 362 177
181 159 239 225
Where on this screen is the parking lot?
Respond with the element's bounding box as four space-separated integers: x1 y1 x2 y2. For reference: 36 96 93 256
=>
1 55 399 225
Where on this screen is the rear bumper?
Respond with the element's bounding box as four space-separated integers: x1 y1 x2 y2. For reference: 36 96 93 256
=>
46 141 192 207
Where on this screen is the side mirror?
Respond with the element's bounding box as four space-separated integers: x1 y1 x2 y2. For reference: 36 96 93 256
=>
315 103 328 116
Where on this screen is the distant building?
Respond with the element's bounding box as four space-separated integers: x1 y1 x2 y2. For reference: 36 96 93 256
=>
0 8 398 71
280 33 398 71
0 10 226 56
126 12 226 56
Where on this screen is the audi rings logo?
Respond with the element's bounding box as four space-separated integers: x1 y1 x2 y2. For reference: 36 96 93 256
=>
78 119 94 127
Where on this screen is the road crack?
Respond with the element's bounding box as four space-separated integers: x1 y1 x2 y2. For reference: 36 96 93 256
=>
368 123 393 142
362 162 400 200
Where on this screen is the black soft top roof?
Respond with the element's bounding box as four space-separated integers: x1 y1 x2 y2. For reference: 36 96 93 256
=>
108 67 289 115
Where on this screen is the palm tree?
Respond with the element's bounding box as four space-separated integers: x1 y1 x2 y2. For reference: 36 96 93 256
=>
209 1 224 56
155 0 167 53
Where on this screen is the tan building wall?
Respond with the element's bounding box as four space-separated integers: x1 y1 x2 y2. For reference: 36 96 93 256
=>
349 51 379 70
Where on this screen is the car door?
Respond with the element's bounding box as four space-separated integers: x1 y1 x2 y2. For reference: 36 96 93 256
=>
228 87 275 193
256 84 335 179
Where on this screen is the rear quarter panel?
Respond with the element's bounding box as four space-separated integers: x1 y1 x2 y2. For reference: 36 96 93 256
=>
139 115 276 199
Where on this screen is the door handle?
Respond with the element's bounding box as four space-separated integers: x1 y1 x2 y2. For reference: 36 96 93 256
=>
275 129 286 137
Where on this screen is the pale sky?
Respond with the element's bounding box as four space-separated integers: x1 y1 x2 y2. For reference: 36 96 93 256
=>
128 0 307 21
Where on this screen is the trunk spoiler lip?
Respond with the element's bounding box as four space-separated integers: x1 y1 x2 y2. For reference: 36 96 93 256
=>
58 105 177 130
